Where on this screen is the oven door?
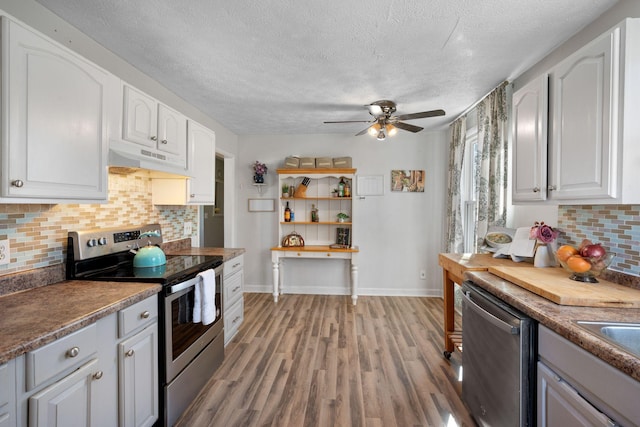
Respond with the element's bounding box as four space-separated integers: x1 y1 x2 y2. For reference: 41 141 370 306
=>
164 267 223 382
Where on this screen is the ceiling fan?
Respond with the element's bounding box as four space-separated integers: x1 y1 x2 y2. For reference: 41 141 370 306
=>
324 100 445 140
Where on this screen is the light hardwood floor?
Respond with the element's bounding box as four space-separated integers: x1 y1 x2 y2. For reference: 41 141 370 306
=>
176 293 475 427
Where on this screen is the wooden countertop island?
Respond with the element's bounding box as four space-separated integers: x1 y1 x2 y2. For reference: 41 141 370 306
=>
438 253 528 358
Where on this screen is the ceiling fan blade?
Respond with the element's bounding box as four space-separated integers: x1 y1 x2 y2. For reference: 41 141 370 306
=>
394 109 446 121
393 121 424 133
355 126 372 136
324 120 373 124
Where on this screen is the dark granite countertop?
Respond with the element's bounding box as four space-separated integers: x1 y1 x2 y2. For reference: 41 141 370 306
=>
164 247 245 261
0 280 161 364
466 270 640 382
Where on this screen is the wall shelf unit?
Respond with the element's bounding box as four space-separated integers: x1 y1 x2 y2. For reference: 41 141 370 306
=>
271 168 359 305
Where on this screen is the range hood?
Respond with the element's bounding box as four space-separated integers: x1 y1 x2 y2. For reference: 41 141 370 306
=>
109 148 190 178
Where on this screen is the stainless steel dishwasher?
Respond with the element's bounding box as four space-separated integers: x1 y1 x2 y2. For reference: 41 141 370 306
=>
461 281 536 427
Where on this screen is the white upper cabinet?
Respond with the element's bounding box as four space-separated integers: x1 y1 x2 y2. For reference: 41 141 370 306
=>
513 18 640 205
1 18 117 202
151 120 216 205
186 121 216 204
120 85 187 169
512 75 548 202
548 24 617 202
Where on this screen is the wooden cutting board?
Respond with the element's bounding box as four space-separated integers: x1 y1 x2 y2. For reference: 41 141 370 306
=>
488 266 640 308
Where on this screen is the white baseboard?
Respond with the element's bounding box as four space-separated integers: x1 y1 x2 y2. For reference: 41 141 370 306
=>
244 283 443 298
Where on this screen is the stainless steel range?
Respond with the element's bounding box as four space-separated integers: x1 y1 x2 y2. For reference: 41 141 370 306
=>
67 224 224 426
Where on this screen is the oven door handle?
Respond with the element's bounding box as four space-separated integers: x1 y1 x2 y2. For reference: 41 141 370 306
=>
463 290 520 335
168 276 201 294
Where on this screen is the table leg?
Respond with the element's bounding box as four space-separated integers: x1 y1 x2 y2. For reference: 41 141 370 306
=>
443 270 455 358
350 263 358 305
272 260 280 303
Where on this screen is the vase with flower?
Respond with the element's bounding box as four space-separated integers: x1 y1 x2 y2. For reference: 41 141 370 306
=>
530 221 559 267
253 161 267 183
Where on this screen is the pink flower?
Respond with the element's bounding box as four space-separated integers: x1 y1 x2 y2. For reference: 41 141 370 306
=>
253 161 268 175
530 221 559 243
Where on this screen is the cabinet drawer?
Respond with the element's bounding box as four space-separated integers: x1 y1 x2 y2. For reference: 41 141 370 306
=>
25 323 97 390
118 295 158 338
223 255 244 277
224 299 244 345
223 270 243 311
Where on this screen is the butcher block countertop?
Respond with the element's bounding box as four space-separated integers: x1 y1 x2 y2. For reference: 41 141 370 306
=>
0 280 161 364
467 270 640 382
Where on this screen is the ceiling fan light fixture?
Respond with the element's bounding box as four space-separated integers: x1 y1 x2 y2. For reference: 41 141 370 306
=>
368 122 381 136
376 129 386 141
386 124 397 137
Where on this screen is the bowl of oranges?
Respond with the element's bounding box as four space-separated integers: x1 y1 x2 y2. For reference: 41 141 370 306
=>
555 240 614 283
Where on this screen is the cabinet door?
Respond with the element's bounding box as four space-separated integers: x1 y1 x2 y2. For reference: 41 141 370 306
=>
157 104 187 158
187 121 216 204
29 359 100 427
512 76 548 202
122 85 158 148
3 18 114 201
119 324 158 427
537 362 612 426
0 360 16 427
548 27 619 201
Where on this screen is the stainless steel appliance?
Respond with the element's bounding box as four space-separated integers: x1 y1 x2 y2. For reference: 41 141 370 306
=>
67 224 224 426
461 281 536 427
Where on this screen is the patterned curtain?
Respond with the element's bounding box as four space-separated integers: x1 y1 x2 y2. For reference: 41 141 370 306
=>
473 82 509 251
445 115 467 253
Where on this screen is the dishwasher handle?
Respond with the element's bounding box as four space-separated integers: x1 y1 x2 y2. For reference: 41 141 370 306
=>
463 290 520 335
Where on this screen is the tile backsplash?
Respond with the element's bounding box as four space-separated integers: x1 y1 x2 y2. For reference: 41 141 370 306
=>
558 205 640 277
0 173 197 276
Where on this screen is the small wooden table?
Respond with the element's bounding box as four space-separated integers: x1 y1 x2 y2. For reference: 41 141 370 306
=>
438 253 526 358
271 246 360 305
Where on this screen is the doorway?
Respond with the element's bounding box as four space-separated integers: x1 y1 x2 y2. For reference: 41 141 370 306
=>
203 155 225 246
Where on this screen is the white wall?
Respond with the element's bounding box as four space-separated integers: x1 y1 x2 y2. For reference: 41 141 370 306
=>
237 131 449 297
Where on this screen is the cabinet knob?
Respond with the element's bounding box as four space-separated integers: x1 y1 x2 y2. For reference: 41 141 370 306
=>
327 253 331 257
548 185 557 191
161 139 168 144
150 135 158 141
66 347 80 358
190 194 195 198
93 371 103 380
141 310 150 319
125 349 135 357
532 187 540 193
11 179 24 188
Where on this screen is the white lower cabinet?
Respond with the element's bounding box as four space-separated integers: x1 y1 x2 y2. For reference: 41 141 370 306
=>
28 359 99 427
223 255 244 346
118 325 158 427
0 360 17 427
537 325 640 427
10 294 158 427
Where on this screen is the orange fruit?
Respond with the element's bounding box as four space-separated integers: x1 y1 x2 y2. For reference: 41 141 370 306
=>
556 245 578 262
566 255 591 273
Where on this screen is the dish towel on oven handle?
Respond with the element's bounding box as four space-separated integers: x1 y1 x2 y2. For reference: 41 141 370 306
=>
193 269 216 325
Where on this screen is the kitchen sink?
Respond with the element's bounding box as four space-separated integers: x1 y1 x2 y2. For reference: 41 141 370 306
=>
576 321 640 358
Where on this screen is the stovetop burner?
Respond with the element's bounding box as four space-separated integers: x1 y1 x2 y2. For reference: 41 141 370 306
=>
66 224 223 286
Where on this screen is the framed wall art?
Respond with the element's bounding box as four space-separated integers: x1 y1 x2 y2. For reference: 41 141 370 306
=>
391 170 425 192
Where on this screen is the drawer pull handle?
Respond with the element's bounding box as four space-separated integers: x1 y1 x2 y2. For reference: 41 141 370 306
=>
126 349 135 357
232 286 241 292
232 263 240 268
327 253 331 257
66 347 80 358
93 371 103 380
141 310 150 319
233 316 241 324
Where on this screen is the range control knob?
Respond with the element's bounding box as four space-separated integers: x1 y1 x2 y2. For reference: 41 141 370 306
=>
87 238 97 247
98 237 107 245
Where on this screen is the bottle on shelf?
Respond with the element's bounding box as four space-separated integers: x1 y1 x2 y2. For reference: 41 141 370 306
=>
344 180 351 198
284 202 291 222
311 204 319 222
338 177 346 197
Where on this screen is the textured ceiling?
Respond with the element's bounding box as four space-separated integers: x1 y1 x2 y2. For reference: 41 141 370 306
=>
36 0 618 135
